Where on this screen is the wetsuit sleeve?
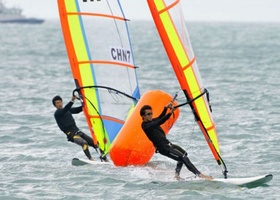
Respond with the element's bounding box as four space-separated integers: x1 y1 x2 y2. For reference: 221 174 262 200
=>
55 101 74 116
70 106 83 114
144 112 172 130
154 107 168 120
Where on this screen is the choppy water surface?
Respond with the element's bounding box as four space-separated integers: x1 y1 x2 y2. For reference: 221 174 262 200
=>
0 20 279 199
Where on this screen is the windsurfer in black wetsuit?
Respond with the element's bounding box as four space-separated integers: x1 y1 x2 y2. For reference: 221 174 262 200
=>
140 103 212 180
52 95 108 162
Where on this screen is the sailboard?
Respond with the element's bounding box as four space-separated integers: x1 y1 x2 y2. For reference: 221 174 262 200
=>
147 0 228 178
57 0 140 157
72 157 112 166
182 174 273 188
212 174 273 187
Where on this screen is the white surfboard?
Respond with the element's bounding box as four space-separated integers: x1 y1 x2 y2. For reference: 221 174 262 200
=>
182 174 272 187
71 158 112 166
212 174 273 187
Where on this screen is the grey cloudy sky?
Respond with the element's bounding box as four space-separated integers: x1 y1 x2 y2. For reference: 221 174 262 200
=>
4 0 280 22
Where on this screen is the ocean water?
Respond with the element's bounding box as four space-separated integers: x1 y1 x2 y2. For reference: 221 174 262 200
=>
0 20 279 200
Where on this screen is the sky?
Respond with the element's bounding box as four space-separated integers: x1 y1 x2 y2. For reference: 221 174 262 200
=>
3 0 280 22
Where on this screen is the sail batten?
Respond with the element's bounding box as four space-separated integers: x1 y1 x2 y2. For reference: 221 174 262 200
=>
182 57 196 71
147 0 227 177
67 12 126 21
158 0 179 14
78 60 136 69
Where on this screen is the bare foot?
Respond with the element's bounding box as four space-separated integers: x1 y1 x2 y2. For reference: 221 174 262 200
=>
174 173 184 180
198 173 213 180
174 174 181 180
89 157 95 161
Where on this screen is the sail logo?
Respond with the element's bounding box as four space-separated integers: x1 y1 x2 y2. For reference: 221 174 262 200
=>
110 47 131 63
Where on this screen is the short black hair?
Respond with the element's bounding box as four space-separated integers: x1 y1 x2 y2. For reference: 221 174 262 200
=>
52 95 62 106
140 105 152 116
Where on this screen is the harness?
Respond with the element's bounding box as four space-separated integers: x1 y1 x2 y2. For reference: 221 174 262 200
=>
66 130 81 142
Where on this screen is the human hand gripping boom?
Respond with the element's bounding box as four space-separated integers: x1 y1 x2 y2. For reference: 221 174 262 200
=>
165 102 176 113
71 95 77 102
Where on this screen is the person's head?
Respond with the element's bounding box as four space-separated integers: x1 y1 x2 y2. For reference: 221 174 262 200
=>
52 95 63 109
140 105 153 121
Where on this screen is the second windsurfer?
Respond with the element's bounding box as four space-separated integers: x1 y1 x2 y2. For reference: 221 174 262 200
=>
140 102 212 180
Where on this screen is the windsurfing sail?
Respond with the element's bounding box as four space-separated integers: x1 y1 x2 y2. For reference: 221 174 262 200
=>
57 0 140 156
147 0 228 178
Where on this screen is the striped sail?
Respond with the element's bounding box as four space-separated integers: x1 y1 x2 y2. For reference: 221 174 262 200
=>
147 0 227 177
57 0 140 155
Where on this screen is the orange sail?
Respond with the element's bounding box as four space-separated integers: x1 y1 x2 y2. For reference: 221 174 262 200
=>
147 0 228 178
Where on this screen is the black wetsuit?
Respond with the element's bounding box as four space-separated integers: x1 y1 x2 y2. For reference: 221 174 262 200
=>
141 107 201 176
54 101 81 139
54 101 96 159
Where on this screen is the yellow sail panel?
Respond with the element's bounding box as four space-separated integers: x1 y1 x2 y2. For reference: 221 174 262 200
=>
147 0 227 176
184 68 220 153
